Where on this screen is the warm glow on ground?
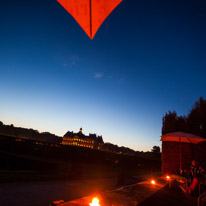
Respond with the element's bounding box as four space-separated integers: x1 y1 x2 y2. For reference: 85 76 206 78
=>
166 175 170 180
89 197 100 206
151 180 156 185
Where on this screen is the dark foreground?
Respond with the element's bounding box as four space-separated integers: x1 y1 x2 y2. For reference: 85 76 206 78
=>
0 178 117 206
0 174 144 206
139 184 196 206
59 177 197 206
0 177 197 206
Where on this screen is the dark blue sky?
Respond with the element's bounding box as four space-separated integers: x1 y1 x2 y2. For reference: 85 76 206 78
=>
0 0 206 151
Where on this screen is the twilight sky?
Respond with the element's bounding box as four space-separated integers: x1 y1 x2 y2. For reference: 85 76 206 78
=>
0 0 206 151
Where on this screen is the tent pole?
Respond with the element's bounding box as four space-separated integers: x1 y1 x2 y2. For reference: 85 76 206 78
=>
179 137 182 171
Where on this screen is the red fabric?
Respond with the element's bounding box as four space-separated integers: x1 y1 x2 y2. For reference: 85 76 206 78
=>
188 177 199 194
57 0 122 39
161 132 206 144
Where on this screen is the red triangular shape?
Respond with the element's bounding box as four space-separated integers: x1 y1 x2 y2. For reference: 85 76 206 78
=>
91 0 122 39
57 0 122 39
57 0 91 38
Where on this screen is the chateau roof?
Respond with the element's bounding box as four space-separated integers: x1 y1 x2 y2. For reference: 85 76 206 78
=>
63 129 104 143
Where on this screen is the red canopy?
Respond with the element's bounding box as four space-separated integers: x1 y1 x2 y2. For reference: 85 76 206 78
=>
161 132 206 144
161 132 206 170
57 0 122 39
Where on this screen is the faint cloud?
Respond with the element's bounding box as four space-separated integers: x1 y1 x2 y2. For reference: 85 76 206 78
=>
69 55 80 65
61 55 80 67
94 73 104 78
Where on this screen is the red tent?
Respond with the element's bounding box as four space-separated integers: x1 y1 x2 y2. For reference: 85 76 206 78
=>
161 132 206 174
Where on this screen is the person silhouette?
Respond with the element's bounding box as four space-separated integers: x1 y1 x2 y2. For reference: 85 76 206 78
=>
186 160 205 194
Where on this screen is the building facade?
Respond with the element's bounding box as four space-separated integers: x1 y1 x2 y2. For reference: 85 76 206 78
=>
62 128 104 150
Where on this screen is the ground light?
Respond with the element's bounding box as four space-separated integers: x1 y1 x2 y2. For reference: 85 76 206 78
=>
89 197 100 206
166 175 170 180
151 180 156 185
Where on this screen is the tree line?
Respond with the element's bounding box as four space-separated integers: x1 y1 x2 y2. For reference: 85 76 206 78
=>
162 97 206 138
0 121 62 143
0 121 160 157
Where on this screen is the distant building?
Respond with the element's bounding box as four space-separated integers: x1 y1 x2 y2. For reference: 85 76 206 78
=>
62 128 104 150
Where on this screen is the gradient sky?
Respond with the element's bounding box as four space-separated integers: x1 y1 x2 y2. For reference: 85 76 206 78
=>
0 0 206 151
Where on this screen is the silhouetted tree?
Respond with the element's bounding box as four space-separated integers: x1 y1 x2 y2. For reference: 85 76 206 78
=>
104 143 135 155
187 97 206 138
162 97 206 138
0 121 62 143
162 111 178 134
176 116 187 132
151 146 160 154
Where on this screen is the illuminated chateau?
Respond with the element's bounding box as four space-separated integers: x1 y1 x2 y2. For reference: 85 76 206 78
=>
62 128 104 150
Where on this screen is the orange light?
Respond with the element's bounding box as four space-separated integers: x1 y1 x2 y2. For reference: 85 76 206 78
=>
166 175 170 180
89 197 100 206
151 180 156 185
